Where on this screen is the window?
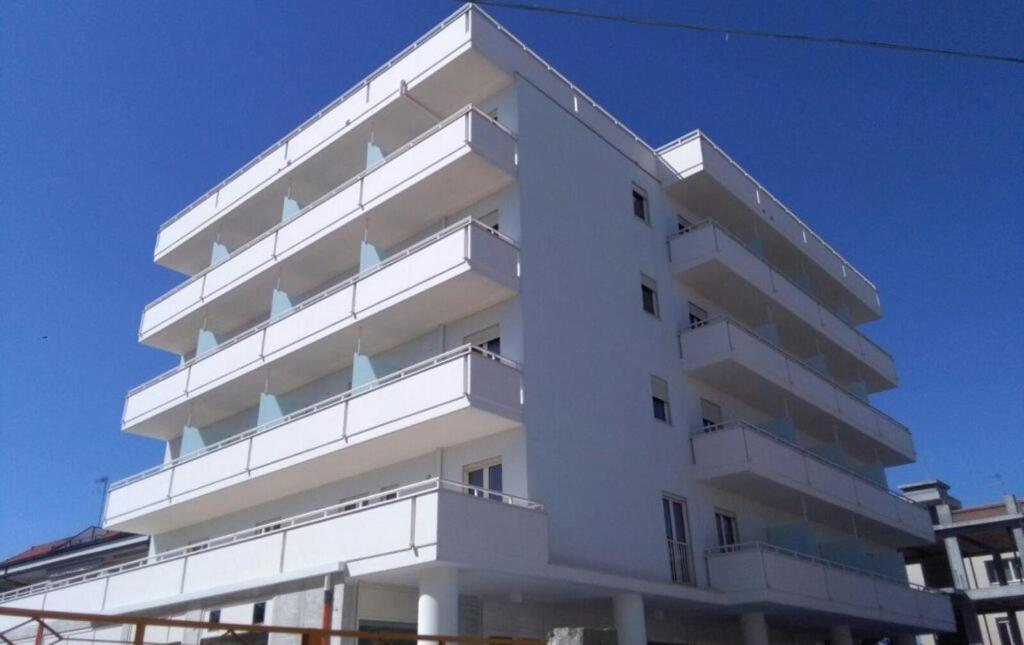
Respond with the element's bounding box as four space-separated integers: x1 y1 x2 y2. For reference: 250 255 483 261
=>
676 215 693 233
464 459 503 501
651 376 671 424
986 557 1023 586
700 399 723 430
715 510 739 549
379 485 398 501
252 602 266 625
641 274 660 318
631 185 649 223
208 609 221 625
996 618 1019 645
480 209 500 232
465 325 500 356
257 519 281 535
186 540 209 554
688 302 708 329
662 496 693 584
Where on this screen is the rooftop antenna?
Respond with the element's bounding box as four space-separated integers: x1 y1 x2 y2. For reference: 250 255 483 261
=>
95 476 109 527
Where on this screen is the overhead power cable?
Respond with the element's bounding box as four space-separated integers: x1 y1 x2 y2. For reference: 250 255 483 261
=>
461 0 1024 66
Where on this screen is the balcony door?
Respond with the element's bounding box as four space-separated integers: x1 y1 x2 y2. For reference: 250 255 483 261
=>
663 495 693 584
464 459 503 501
464 325 500 356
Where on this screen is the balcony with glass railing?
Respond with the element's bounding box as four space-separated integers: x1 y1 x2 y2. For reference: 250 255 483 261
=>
141 107 517 356
659 132 881 325
107 345 523 533
705 542 954 632
670 219 897 393
1 480 546 618
679 317 914 464
692 421 933 545
123 218 519 439
154 9 514 275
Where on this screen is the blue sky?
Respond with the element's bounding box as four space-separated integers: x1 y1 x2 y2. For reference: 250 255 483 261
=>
0 0 1020 559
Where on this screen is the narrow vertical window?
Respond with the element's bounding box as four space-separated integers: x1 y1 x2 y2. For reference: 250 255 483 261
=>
700 399 723 431
662 495 692 584
252 602 266 625
641 274 660 318
688 302 708 328
631 185 649 223
651 376 671 424
715 510 739 550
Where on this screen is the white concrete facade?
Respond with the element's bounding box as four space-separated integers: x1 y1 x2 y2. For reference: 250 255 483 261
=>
1 5 954 644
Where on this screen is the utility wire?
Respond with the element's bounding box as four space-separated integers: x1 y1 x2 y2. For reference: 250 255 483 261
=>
462 0 1024 66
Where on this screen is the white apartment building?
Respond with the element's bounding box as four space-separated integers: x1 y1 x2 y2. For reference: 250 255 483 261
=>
0 6 955 644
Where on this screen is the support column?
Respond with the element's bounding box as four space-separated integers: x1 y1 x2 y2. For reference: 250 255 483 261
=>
1008 521 1024 573
942 534 970 590
957 599 984 645
739 611 769 645
417 566 459 645
611 594 647 645
335 581 359 645
829 624 854 645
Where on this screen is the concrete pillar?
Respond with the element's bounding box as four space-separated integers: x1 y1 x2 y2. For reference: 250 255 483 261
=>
739 611 769 645
942 535 970 590
829 624 854 645
418 566 459 645
611 594 647 645
334 581 359 645
957 599 984 645
1009 522 1024 572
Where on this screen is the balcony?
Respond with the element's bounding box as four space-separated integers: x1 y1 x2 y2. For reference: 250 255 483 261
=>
670 220 896 391
141 107 517 355
659 132 881 324
154 9 513 275
692 422 933 545
705 543 954 632
679 317 914 464
123 218 519 439
3 481 546 617
107 346 523 533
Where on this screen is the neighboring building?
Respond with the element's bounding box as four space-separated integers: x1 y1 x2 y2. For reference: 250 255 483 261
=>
0 5 954 644
0 526 148 592
901 481 1024 645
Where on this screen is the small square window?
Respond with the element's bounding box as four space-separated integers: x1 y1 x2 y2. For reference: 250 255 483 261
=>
252 601 266 624
631 186 649 223
208 609 221 625
651 376 671 424
641 275 659 318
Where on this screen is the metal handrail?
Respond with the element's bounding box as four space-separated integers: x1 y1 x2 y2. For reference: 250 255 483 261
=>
705 541 938 592
693 421 918 504
681 316 912 439
129 216 515 397
145 103 509 317
113 344 519 490
1 478 543 603
671 219 894 365
157 4 477 235
657 130 879 295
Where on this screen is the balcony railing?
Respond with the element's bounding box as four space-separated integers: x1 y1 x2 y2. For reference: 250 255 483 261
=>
111 344 518 493
693 421 933 541
154 7 480 257
145 104 514 336
705 542 954 631
123 218 519 435
3 479 543 607
680 316 913 459
671 219 895 386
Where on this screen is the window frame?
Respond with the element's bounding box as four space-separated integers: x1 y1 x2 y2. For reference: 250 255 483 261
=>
640 274 660 318
662 494 694 585
714 509 739 550
650 375 672 425
700 398 723 431
631 184 650 224
464 458 504 501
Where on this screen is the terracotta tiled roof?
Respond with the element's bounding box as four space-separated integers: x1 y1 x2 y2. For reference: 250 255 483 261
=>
0 527 136 567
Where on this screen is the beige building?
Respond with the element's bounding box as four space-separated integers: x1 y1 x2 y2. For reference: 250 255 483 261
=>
902 481 1024 645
